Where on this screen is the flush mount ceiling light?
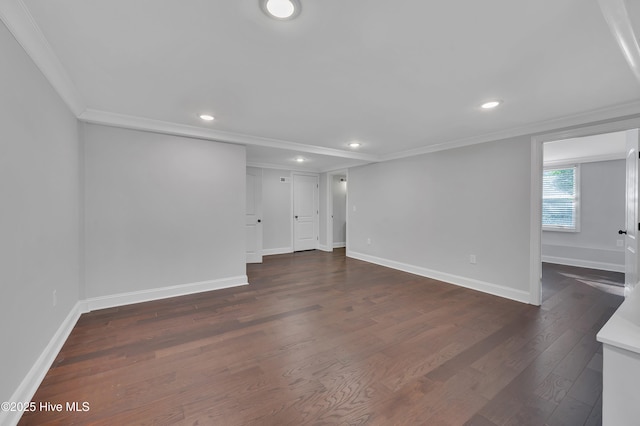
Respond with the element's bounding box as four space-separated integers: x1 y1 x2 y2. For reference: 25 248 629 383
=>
295 157 305 163
260 0 301 20
480 100 502 109
199 114 215 121
348 142 361 148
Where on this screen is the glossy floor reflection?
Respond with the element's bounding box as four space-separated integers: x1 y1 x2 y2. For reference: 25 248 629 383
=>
20 252 624 425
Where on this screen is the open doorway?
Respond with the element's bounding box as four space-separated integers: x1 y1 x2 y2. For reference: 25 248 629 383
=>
332 175 347 249
531 121 640 305
324 169 348 253
542 132 626 298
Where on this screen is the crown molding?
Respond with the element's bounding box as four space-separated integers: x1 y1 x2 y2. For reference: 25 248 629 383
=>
246 160 369 174
0 0 85 116
82 100 640 170
79 109 380 162
320 160 371 173
380 100 640 162
246 162 322 173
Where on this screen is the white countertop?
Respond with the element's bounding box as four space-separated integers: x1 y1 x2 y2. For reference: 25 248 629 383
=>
597 287 640 354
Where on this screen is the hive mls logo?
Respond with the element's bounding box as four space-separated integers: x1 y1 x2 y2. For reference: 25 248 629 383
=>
66 401 90 412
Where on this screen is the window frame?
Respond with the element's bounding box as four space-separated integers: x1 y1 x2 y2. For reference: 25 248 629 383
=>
542 164 581 232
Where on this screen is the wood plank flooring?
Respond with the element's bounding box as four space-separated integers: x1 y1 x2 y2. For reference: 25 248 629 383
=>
19 250 623 425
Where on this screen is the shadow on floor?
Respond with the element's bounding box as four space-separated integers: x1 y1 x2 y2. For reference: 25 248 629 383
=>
542 262 625 301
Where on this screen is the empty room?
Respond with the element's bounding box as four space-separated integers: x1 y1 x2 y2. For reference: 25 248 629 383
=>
2 0 640 425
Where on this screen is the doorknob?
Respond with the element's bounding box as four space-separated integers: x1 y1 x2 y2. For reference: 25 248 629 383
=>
257 219 261 223
619 230 627 235
295 215 299 219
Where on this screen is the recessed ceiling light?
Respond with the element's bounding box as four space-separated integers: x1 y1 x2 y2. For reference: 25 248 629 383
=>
348 142 361 148
199 114 215 121
295 157 305 163
260 0 301 20
480 100 502 109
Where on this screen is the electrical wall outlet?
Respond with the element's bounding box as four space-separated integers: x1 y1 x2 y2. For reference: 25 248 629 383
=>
367 238 371 245
469 254 477 264
52 290 57 307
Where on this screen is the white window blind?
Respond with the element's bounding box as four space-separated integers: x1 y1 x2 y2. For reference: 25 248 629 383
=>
542 166 579 231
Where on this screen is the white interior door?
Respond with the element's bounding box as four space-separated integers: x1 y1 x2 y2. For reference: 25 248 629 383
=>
293 174 318 251
246 167 263 263
623 129 640 294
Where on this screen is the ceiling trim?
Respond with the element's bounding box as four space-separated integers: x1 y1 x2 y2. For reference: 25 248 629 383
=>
598 0 640 85
380 100 640 162
0 0 85 116
79 109 380 162
321 161 372 173
245 161 370 174
246 162 322 173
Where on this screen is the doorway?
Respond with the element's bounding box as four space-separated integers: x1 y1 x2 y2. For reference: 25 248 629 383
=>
332 175 347 249
246 167 263 263
324 169 348 253
531 120 640 305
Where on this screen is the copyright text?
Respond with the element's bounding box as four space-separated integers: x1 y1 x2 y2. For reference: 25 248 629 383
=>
1 401 90 412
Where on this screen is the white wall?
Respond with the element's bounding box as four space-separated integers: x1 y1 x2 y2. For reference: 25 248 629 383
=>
262 168 293 254
542 159 625 271
332 175 347 246
0 22 81 403
83 124 246 300
347 136 532 302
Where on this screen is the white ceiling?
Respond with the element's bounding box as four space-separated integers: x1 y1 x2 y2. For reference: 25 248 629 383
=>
543 131 627 165
3 0 640 171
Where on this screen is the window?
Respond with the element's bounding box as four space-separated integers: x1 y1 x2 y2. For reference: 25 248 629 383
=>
542 165 580 231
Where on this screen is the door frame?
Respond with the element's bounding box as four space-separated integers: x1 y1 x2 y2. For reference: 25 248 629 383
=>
623 129 640 294
530 117 640 305
291 172 320 251
246 167 263 263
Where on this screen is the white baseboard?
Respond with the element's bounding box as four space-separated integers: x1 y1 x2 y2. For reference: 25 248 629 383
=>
2 274 249 425
542 255 624 273
84 275 248 312
347 250 530 304
262 247 292 256
319 243 345 252
1 301 84 426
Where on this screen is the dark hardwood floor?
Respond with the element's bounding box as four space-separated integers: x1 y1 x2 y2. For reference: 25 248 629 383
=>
19 250 623 425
